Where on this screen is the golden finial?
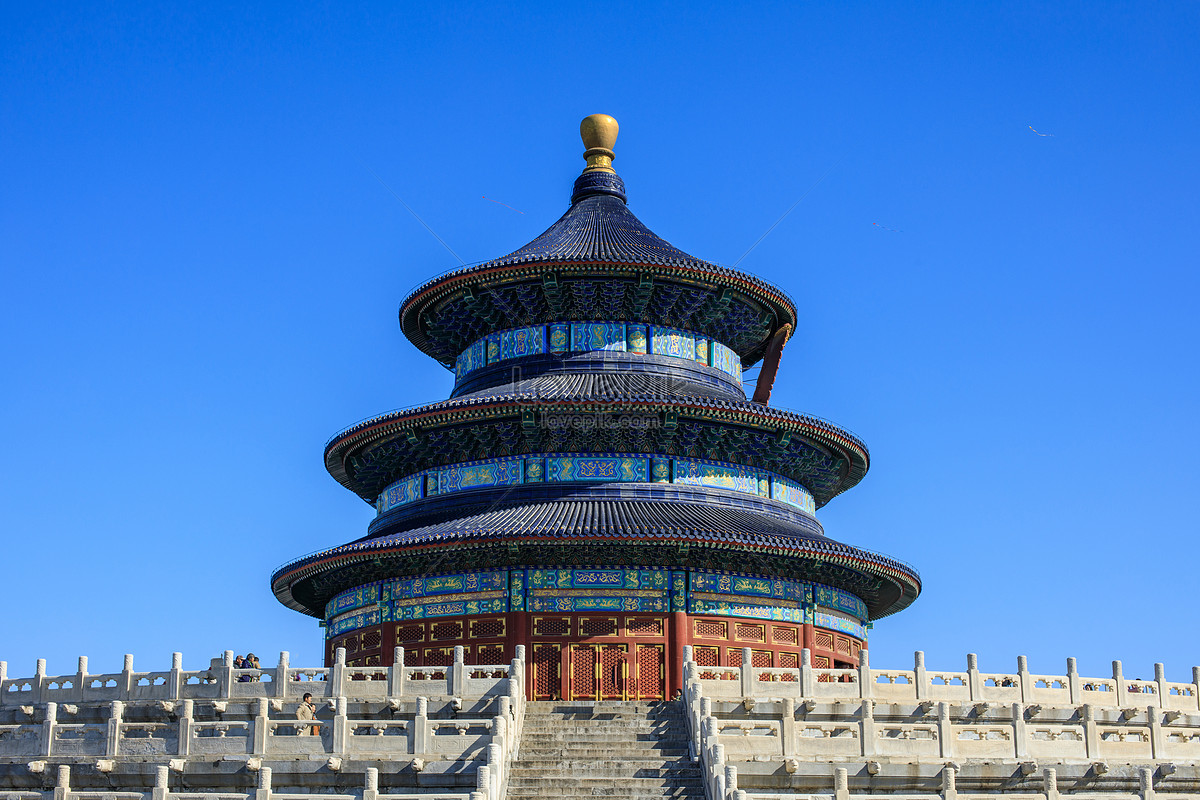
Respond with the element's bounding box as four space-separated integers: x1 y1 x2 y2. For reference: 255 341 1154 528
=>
580 114 619 173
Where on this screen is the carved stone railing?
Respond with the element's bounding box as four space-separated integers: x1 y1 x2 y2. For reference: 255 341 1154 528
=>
1 647 513 707
0 646 527 800
687 648 1200 712
683 647 1200 800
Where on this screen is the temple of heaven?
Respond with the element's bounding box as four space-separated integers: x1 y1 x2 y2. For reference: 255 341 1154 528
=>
271 115 921 701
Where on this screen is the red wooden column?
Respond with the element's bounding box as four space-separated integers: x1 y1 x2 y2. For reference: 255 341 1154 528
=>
667 610 690 697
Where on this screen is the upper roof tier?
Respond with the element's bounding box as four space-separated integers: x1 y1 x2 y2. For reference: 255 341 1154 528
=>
399 115 798 369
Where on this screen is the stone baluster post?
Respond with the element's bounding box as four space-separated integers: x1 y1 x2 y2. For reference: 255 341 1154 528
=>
713 743 726 800
255 766 272 800
107 700 125 756
169 653 183 700
858 649 871 700
487 742 502 798
332 696 348 756
514 645 526 698
860 699 876 757
1139 765 1155 799
780 698 796 757
1012 702 1027 759
914 651 928 700
1112 660 1126 698
75 658 88 704
451 646 466 696
1043 767 1059 800
1153 662 1167 704
275 652 290 699
42 702 57 757
1066 658 1081 705
489 715 504 755
936 702 953 759
121 654 135 694
799 649 814 697
363 768 379 800
683 645 693 665
53 764 70 800
35 659 47 704
177 699 194 756
389 647 405 697
413 697 429 755
942 765 958 800
475 765 491 800
1017 655 1032 703
1148 704 1163 759
253 698 269 754
967 654 982 701
498 696 511 724
833 767 849 800
1082 704 1097 759
330 648 347 697
724 765 737 800
220 651 234 699
740 648 754 697
0 661 6 688
152 765 170 800
509 658 523 701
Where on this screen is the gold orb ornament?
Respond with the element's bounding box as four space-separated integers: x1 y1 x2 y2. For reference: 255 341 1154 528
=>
580 114 619 173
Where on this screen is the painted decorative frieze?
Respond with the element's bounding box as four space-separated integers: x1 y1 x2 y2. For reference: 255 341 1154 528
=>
673 457 763 495
545 455 649 482
452 321 742 383
374 453 816 520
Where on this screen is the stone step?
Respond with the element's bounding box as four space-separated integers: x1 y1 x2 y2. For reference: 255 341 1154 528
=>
504 796 700 800
520 734 689 745
509 766 698 778
520 734 691 743
519 746 690 758
507 786 705 795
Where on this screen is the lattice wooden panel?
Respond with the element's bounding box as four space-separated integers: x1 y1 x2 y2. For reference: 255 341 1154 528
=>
477 644 505 662
396 624 425 643
772 625 798 645
423 648 454 667
431 621 464 640
637 644 665 699
362 630 382 650
814 631 835 650
533 616 571 637
581 617 618 637
694 619 728 639
694 646 719 667
469 618 505 638
735 623 766 642
532 645 560 700
572 647 598 699
600 645 625 698
626 617 664 636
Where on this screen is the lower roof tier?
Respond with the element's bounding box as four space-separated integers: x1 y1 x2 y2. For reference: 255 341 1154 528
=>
325 390 869 508
271 483 920 622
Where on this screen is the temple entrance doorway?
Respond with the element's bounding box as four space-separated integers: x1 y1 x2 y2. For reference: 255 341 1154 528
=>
528 614 669 701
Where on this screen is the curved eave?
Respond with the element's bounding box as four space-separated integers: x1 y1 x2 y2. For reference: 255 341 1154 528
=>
271 532 920 622
398 260 799 368
323 395 869 505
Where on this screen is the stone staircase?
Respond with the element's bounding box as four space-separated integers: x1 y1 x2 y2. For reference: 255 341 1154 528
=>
507 700 705 799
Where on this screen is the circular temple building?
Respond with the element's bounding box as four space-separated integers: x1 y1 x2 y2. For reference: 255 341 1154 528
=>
271 115 920 701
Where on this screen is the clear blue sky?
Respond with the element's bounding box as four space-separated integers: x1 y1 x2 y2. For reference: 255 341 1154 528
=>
2 2 1197 682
